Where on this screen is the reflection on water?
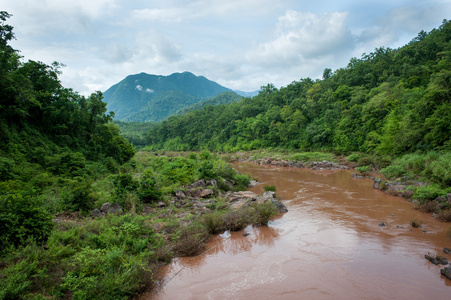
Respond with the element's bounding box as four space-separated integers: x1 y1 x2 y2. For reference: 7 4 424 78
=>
146 163 451 300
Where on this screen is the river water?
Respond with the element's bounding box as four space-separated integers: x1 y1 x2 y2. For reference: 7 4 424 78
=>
147 163 451 300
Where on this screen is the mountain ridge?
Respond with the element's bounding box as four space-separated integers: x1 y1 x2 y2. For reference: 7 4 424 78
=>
103 71 255 122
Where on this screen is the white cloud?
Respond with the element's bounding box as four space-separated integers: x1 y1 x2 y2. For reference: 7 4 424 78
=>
146 88 155 93
136 85 143 91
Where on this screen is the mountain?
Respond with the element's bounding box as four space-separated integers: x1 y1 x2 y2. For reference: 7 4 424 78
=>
175 91 243 116
103 72 234 122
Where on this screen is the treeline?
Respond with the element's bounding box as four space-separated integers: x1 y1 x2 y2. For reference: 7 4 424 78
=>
144 20 451 157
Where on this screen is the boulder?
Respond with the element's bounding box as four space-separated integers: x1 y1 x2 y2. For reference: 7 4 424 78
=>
91 208 102 218
175 190 186 199
185 188 202 199
200 189 214 198
441 266 451 280
100 202 123 214
227 191 258 209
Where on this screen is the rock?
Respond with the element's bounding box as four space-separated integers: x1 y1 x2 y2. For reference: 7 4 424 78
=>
190 179 206 189
436 196 447 203
91 208 102 218
447 193 451 205
206 179 217 187
200 189 214 198
227 191 258 209
185 188 202 199
352 173 365 179
248 180 259 187
373 178 383 190
100 202 123 214
441 266 451 280
101 202 111 213
379 222 386 227
243 233 250 237
440 257 449 265
255 191 288 213
175 190 186 199
444 248 451 254
157 201 166 207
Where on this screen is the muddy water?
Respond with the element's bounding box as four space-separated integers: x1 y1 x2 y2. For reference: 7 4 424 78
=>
147 163 451 300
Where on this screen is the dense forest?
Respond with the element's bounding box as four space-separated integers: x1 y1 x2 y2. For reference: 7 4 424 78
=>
144 20 451 157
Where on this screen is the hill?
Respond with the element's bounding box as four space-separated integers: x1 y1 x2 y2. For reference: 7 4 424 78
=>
103 72 235 122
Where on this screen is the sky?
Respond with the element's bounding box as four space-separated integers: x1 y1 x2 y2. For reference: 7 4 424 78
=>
2 0 451 96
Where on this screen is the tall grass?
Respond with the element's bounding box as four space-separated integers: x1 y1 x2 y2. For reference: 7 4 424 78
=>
381 151 451 186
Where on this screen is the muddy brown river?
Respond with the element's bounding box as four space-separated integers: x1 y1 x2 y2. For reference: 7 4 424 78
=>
146 163 451 299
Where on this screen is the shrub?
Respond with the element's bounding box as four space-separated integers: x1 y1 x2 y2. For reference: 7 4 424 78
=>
61 178 96 212
0 194 54 252
45 151 87 177
173 225 209 256
0 156 15 180
202 212 225 234
381 165 406 179
222 209 251 231
346 153 360 162
357 156 374 167
437 210 451 222
252 202 278 225
263 185 276 192
233 173 251 190
356 166 370 175
412 185 448 202
197 160 217 179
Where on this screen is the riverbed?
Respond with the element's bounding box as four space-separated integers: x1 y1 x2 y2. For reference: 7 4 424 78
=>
147 163 451 299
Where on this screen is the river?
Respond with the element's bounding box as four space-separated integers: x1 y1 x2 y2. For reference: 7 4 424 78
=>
147 163 451 299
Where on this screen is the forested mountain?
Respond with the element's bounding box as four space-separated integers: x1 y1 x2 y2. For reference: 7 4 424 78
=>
175 91 243 115
144 20 451 156
102 71 234 122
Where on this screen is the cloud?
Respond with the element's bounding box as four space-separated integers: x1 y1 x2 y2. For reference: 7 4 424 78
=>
249 10 353 66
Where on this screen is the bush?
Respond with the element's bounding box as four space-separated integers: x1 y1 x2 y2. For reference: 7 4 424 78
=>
197 160 217 179
346 153 360 162
356 166 370 175
0 194 54 252
357 156 374 167
0 156 15 180
381 165 406 179
252 202 278 225
173 225 209 256
263 185 276 192
412 185 448 202
202 212 225 234
46 151 87 177
61 178 96 212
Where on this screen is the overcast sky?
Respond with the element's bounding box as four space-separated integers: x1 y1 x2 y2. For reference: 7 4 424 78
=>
2 0 451 95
